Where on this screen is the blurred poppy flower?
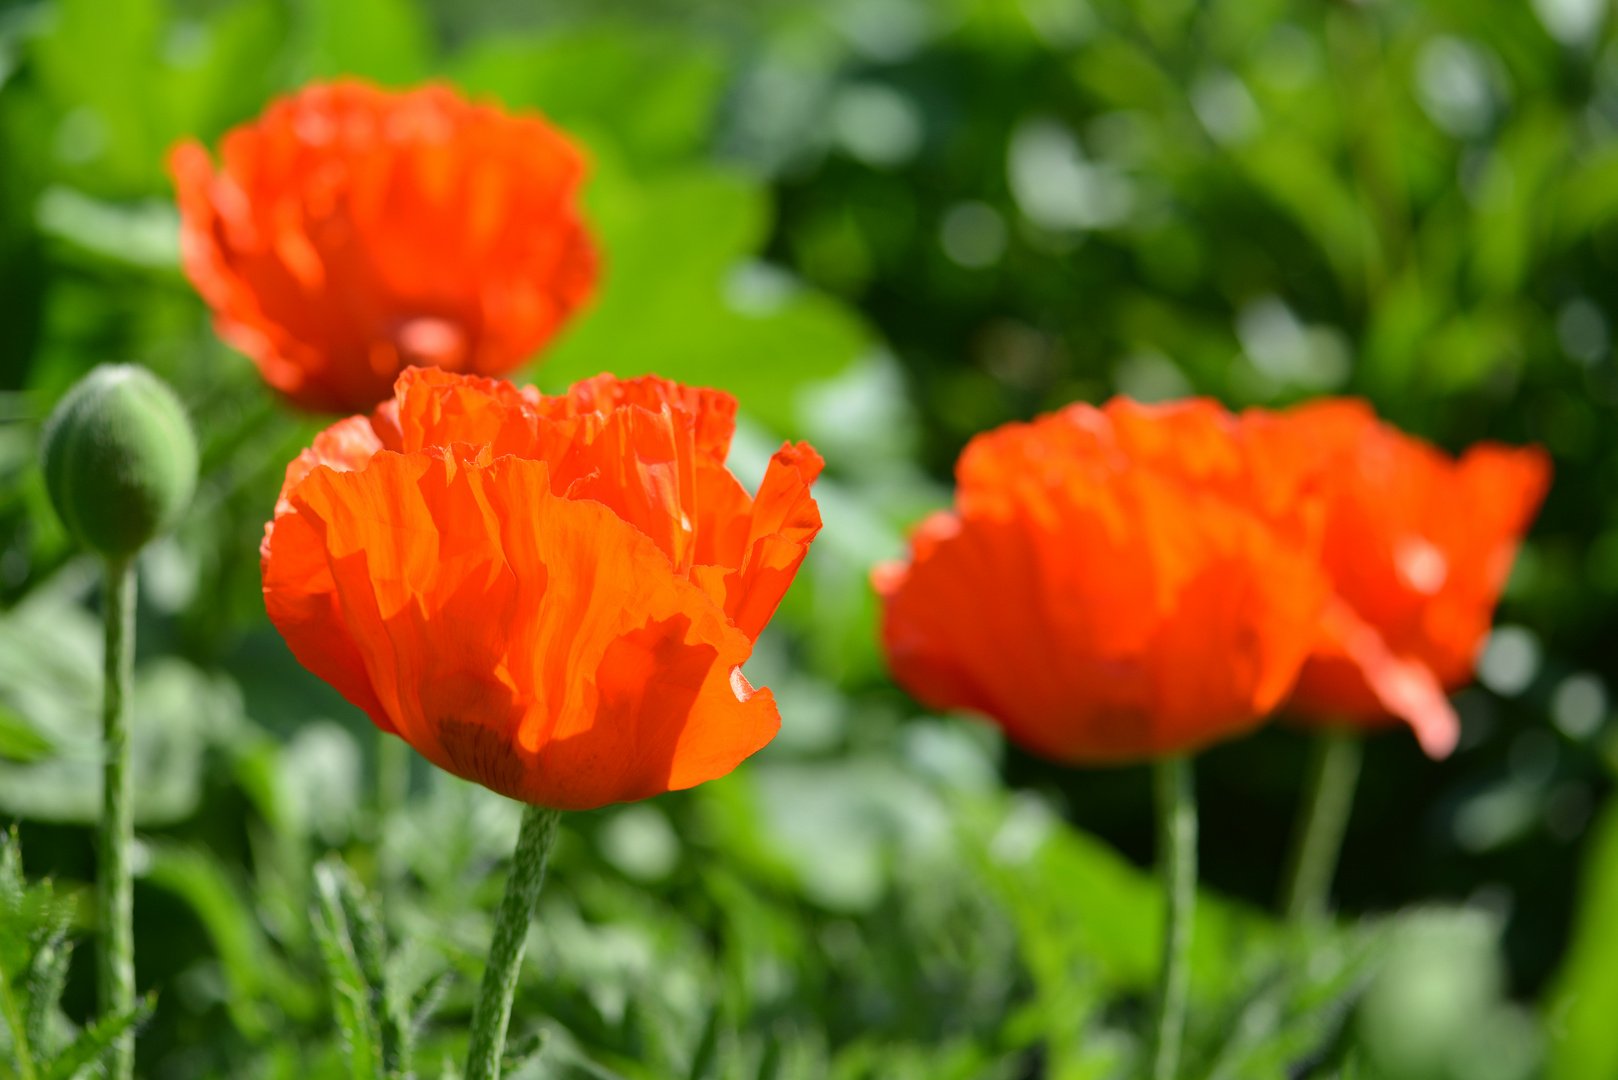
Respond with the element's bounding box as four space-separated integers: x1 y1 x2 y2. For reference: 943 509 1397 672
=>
170 80 596 414
1267 399 1550 754
261 367 822 810
874 398 1333 763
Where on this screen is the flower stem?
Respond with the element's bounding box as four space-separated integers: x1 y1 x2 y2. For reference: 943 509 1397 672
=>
1279 729 1363 924
464 804 561 1080
98 556 136 1080
1149 756 1196 1080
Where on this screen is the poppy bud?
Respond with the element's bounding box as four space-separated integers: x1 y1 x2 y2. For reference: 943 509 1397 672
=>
40 364 198 559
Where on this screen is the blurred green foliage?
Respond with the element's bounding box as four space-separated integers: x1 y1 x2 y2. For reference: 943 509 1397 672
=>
1 0 1617 1076
0 828 152 1079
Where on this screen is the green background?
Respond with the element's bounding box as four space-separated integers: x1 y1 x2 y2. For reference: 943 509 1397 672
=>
1 0 1616 1076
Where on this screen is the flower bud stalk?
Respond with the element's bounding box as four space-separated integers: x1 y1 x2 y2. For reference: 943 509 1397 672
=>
99 556 136 1080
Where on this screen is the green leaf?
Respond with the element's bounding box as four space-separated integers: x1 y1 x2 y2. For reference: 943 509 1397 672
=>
528 1023 636 1080
0 703 51 765
1466 108 1569 300
315 858 421 1080
448 24 727 170
1188 932 1374 1080
969 791 1278 1010
27 0 290 198
22 920 71 1063
0 582 253 825
500 1027 545 1076
0 827 78 1077
1356 910 1537 1080
532 147 867 435
0 952 38 1080
39 992 152 1080
685 1003 719 1080
407 969 452 1040
312 859 383 1080
296 0 431 87
140 842 308 1039
34 186 179 272
1239 135 1380 298
1546 799 1618 1080
327 863 385 1004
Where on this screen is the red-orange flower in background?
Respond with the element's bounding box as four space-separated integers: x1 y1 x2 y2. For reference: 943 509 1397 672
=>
1267 399 1550 750
874 398 1334 763
262 367 823 810
170 80 596 414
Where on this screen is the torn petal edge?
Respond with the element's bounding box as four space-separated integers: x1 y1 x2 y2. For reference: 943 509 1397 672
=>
1320 597 1460 759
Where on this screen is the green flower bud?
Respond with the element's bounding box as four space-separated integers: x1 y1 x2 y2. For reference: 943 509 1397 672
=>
40 365 199 560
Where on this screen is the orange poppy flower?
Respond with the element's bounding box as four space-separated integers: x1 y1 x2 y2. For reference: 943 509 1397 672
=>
170 80 596 414
874 398 1335 763
261 367 823 810
1266 399 1550 750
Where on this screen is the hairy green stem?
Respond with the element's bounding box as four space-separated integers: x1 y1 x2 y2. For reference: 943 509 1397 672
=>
1148 756 1196 1080
98 557 136 1080
464 804 561 1080
1280 730 1364 924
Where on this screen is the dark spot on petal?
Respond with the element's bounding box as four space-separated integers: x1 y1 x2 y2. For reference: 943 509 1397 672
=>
437 716 527 799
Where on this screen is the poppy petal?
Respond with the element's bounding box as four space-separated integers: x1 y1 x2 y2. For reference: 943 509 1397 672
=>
1271 399 1549 731
279 448 778 809
272 413 385 515
561 403 696 573
170 81 596 414
260 416 393 733
545 372 739 460
692 457 754 571
879 414 1328 763
711 442 825 642
1314 599 1460 759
